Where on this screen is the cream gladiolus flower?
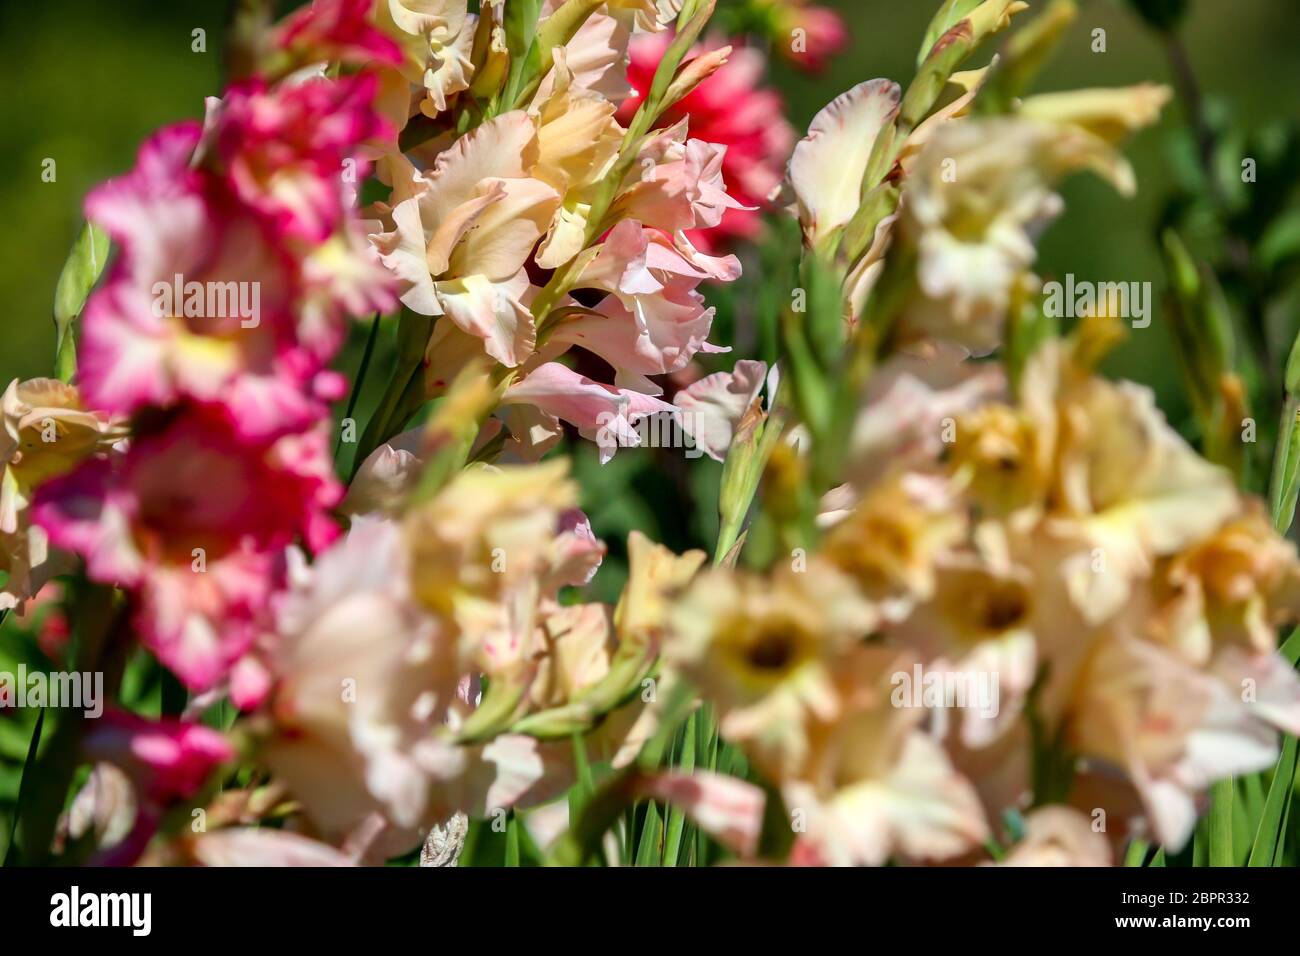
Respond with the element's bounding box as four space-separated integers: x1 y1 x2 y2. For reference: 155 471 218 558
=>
1065 633 1285 851
845 342 1005 490
784 647 990 867
340 427 424 516
995 807 1112 867
786 78 900 249
897 118 1142 353
616 529 707 651
378 0 477 118
529 51 624 268
371 113 560 367
1155 502 1300 660
528 602 617 710
1 378 121 610
263 516 464 848
665 563 871 781
888 556 1039 748
1044 356 1240 625
1019 84 1173 146
949 401 1052 525
820 470 965 623
264 517 557 853
404 460 578 600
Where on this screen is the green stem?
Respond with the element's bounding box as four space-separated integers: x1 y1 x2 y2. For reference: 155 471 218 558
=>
350 312 434 478
335 314 381 462
12 586 124 865
3 709 45 866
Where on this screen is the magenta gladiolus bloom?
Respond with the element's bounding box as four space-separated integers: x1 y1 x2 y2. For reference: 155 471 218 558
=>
34 407 340 693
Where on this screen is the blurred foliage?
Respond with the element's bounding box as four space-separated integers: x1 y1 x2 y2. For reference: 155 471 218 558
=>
1124 0 1188 32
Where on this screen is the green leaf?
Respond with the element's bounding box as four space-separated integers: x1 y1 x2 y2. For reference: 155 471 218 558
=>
1281 625 1300 666
352 310 433 476
1258 209 1300 271
568 731 596 856
1273 799 1292 866
12 584 120 864
1192 818 1209 866
1240 772 1266 828
334 314 381 464
661 712 696 866
51 222 110 382
2 708 45 867
694 711 720 866
1268 393 1300 535
634 803 662 867
1207 779 1234 866
458 817 512 866
504 813 521 867
1285 327 1300 397
1123 839 1149 867
1248 734 1298 865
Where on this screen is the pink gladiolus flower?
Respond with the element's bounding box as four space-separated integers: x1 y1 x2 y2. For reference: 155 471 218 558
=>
768 0 849 73
76 710 234 865
548 509 608 589
79 81 394 442
67 38 394 705
273 0 403 72
188 828 359 867
33 407 340 693
550 220 733 391
621 33 795 249
502 362 680 464
213 75 393 244
85 710 235 804
615 133 751 237
674 358 769 461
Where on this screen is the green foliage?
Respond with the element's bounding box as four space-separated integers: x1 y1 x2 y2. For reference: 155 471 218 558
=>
51 222 109 382
1123 0 1190 32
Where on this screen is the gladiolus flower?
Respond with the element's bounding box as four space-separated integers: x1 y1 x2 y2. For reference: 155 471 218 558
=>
274 0 404 72
995 807 1113 866
33 407 340 694
85 710 235 805
621 32 795 248
665 563 872 781
1 379 121 610
212 75 393 245
766 0 849 73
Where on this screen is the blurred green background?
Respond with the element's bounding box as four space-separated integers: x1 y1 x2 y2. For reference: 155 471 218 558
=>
2 0 1298 428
